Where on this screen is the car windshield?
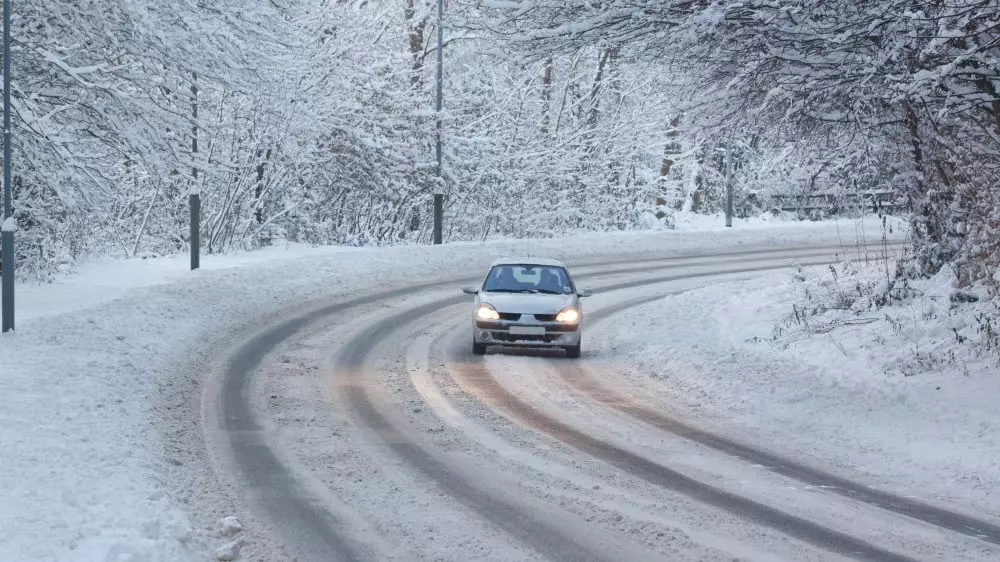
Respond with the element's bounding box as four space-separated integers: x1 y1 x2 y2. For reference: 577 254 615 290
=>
483 264 574 294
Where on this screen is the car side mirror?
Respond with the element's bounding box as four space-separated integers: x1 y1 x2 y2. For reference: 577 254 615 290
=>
462 287 479 295
578 289 593 298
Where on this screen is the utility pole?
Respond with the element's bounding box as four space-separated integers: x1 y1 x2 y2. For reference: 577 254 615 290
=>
432 0 444 245
2 0 14 333
725 138 734 228
190 72 200 270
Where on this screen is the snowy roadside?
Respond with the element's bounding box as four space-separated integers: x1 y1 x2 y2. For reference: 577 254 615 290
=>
8 211 896 321
597 254 1000 520
0 216 904 561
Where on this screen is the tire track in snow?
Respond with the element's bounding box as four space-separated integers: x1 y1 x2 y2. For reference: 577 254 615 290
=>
332 251 909 562
415 323 830 561
217 280 474 561
322 252 845 561
553 296 1000 548
334 298 632 562
211 246 885 560
446 348 914 562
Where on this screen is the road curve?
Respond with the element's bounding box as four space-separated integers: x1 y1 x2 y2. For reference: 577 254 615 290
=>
202 243 997 561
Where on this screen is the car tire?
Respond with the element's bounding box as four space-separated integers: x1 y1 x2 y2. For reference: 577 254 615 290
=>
564 343 581 359
473 341 487 355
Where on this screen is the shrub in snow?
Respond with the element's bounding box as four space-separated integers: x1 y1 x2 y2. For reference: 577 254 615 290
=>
777 253 1000 374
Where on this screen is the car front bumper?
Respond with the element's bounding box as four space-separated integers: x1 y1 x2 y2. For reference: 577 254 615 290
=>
473 319 581 348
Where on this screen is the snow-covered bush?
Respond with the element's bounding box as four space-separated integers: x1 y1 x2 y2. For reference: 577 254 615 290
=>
774 252 1000 373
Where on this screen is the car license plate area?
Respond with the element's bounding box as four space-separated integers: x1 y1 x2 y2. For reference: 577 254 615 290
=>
509 325 545 336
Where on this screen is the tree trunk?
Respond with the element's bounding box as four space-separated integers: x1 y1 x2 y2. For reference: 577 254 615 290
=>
608 46 622 114
553 52 582 134
540 55 553 135
659 115 683 209
191 72 199 184
904 99 955 275
975 76 1000 138
659 114 682 179
587 49 611 131
255 148 271 224
404 0 427 89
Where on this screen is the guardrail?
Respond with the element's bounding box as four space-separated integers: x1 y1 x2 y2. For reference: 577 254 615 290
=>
770 191 907 215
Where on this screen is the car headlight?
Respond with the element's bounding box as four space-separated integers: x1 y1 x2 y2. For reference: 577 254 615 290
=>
476 304 500 321
556 307 580 323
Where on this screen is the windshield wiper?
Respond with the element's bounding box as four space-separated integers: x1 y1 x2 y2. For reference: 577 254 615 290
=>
485 288 564 294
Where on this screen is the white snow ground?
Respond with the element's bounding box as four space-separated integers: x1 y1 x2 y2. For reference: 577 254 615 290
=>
598 253 1000 520
0 216 904 561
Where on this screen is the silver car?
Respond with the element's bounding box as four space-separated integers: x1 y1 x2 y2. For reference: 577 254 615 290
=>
462 258 592 358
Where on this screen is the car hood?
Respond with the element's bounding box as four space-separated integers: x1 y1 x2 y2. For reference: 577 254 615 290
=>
481 292 576 314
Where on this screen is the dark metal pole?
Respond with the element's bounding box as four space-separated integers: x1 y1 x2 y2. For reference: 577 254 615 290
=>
432 0 444 245
2 0 13 333
432 193 443 244
1 231 12 333
190 194 200 270
725 139 734 228
190 72 200 269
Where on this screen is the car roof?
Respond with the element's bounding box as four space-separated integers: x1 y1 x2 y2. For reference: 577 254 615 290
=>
489 257 566 268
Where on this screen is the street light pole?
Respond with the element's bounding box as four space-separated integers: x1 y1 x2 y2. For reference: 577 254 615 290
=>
724 138 734 228
432 0 444 245
1 0 14 333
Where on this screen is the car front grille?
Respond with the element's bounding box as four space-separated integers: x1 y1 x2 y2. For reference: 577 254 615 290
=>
495 312 559 321
492 332 560 343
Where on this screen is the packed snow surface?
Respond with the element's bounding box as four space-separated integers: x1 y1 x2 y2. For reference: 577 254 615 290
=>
0 216 906 560
598 256 1000 516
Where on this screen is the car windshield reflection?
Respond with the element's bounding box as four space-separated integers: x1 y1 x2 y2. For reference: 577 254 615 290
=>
483 264 574 294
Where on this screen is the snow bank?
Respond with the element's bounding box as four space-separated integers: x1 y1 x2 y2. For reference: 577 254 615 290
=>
6 216 905 323
599 254 1000 517
0 217 904 560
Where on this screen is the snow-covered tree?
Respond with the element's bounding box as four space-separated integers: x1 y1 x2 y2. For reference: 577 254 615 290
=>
2 0 699 276
485 0 1000 286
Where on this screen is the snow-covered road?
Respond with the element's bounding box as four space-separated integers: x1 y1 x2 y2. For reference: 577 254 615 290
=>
7 217 998 561
192 242 999 561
